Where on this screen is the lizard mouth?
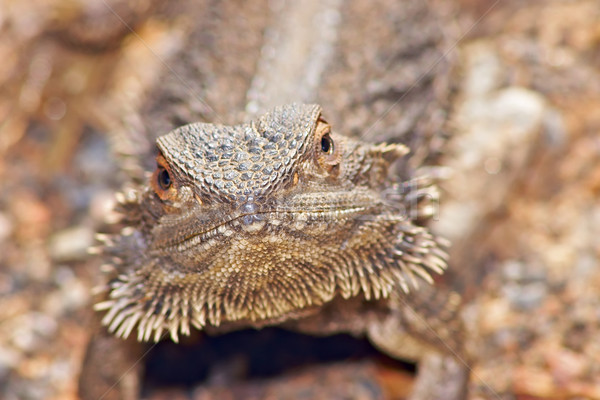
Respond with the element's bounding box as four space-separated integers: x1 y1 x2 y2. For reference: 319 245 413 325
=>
149 185 385 253
163 205 371 252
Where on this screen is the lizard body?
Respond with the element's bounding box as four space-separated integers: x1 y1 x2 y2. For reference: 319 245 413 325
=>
97 103 446 340
77 1 469 398
80 104 468 399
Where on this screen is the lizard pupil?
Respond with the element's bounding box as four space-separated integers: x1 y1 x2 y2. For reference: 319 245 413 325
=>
321 134 334 154
157 167 171 190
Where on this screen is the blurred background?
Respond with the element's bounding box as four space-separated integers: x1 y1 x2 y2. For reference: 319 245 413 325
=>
0 0 599 399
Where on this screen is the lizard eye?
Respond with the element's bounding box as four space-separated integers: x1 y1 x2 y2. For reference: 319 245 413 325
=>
151 154 178 201
321 133 334 154
314 118 341 171
157 167 171 190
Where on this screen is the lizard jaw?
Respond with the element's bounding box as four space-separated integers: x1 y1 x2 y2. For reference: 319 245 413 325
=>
165 206 371 251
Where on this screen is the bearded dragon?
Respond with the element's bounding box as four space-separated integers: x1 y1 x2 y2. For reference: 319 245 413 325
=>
79 103 468 400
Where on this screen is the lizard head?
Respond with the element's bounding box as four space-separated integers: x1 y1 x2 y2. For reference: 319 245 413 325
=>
96 104 448 342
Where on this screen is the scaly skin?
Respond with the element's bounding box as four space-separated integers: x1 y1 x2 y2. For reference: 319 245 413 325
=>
80 104 468 400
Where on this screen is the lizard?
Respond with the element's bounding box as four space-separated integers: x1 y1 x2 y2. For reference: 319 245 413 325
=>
79 103 469 400
8 0 596 398
65 0 470 398
7 0 597 399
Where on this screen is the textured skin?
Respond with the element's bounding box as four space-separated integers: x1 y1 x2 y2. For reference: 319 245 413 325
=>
80 104 467 399
96 103 447 339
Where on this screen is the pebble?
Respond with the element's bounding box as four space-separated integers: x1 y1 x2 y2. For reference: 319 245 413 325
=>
0 212 14 242
89 189 120 224
10 312 58 353
48 225 94 262
0 346 22 375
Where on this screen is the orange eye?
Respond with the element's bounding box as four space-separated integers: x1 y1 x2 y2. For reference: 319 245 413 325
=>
156 166 171 190
151 155 177 200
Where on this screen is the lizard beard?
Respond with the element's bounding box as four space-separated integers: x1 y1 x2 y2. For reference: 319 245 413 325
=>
95 211 448 343
93 103 448 343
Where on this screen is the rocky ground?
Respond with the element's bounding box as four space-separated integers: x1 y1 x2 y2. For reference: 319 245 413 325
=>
0 0 599 399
